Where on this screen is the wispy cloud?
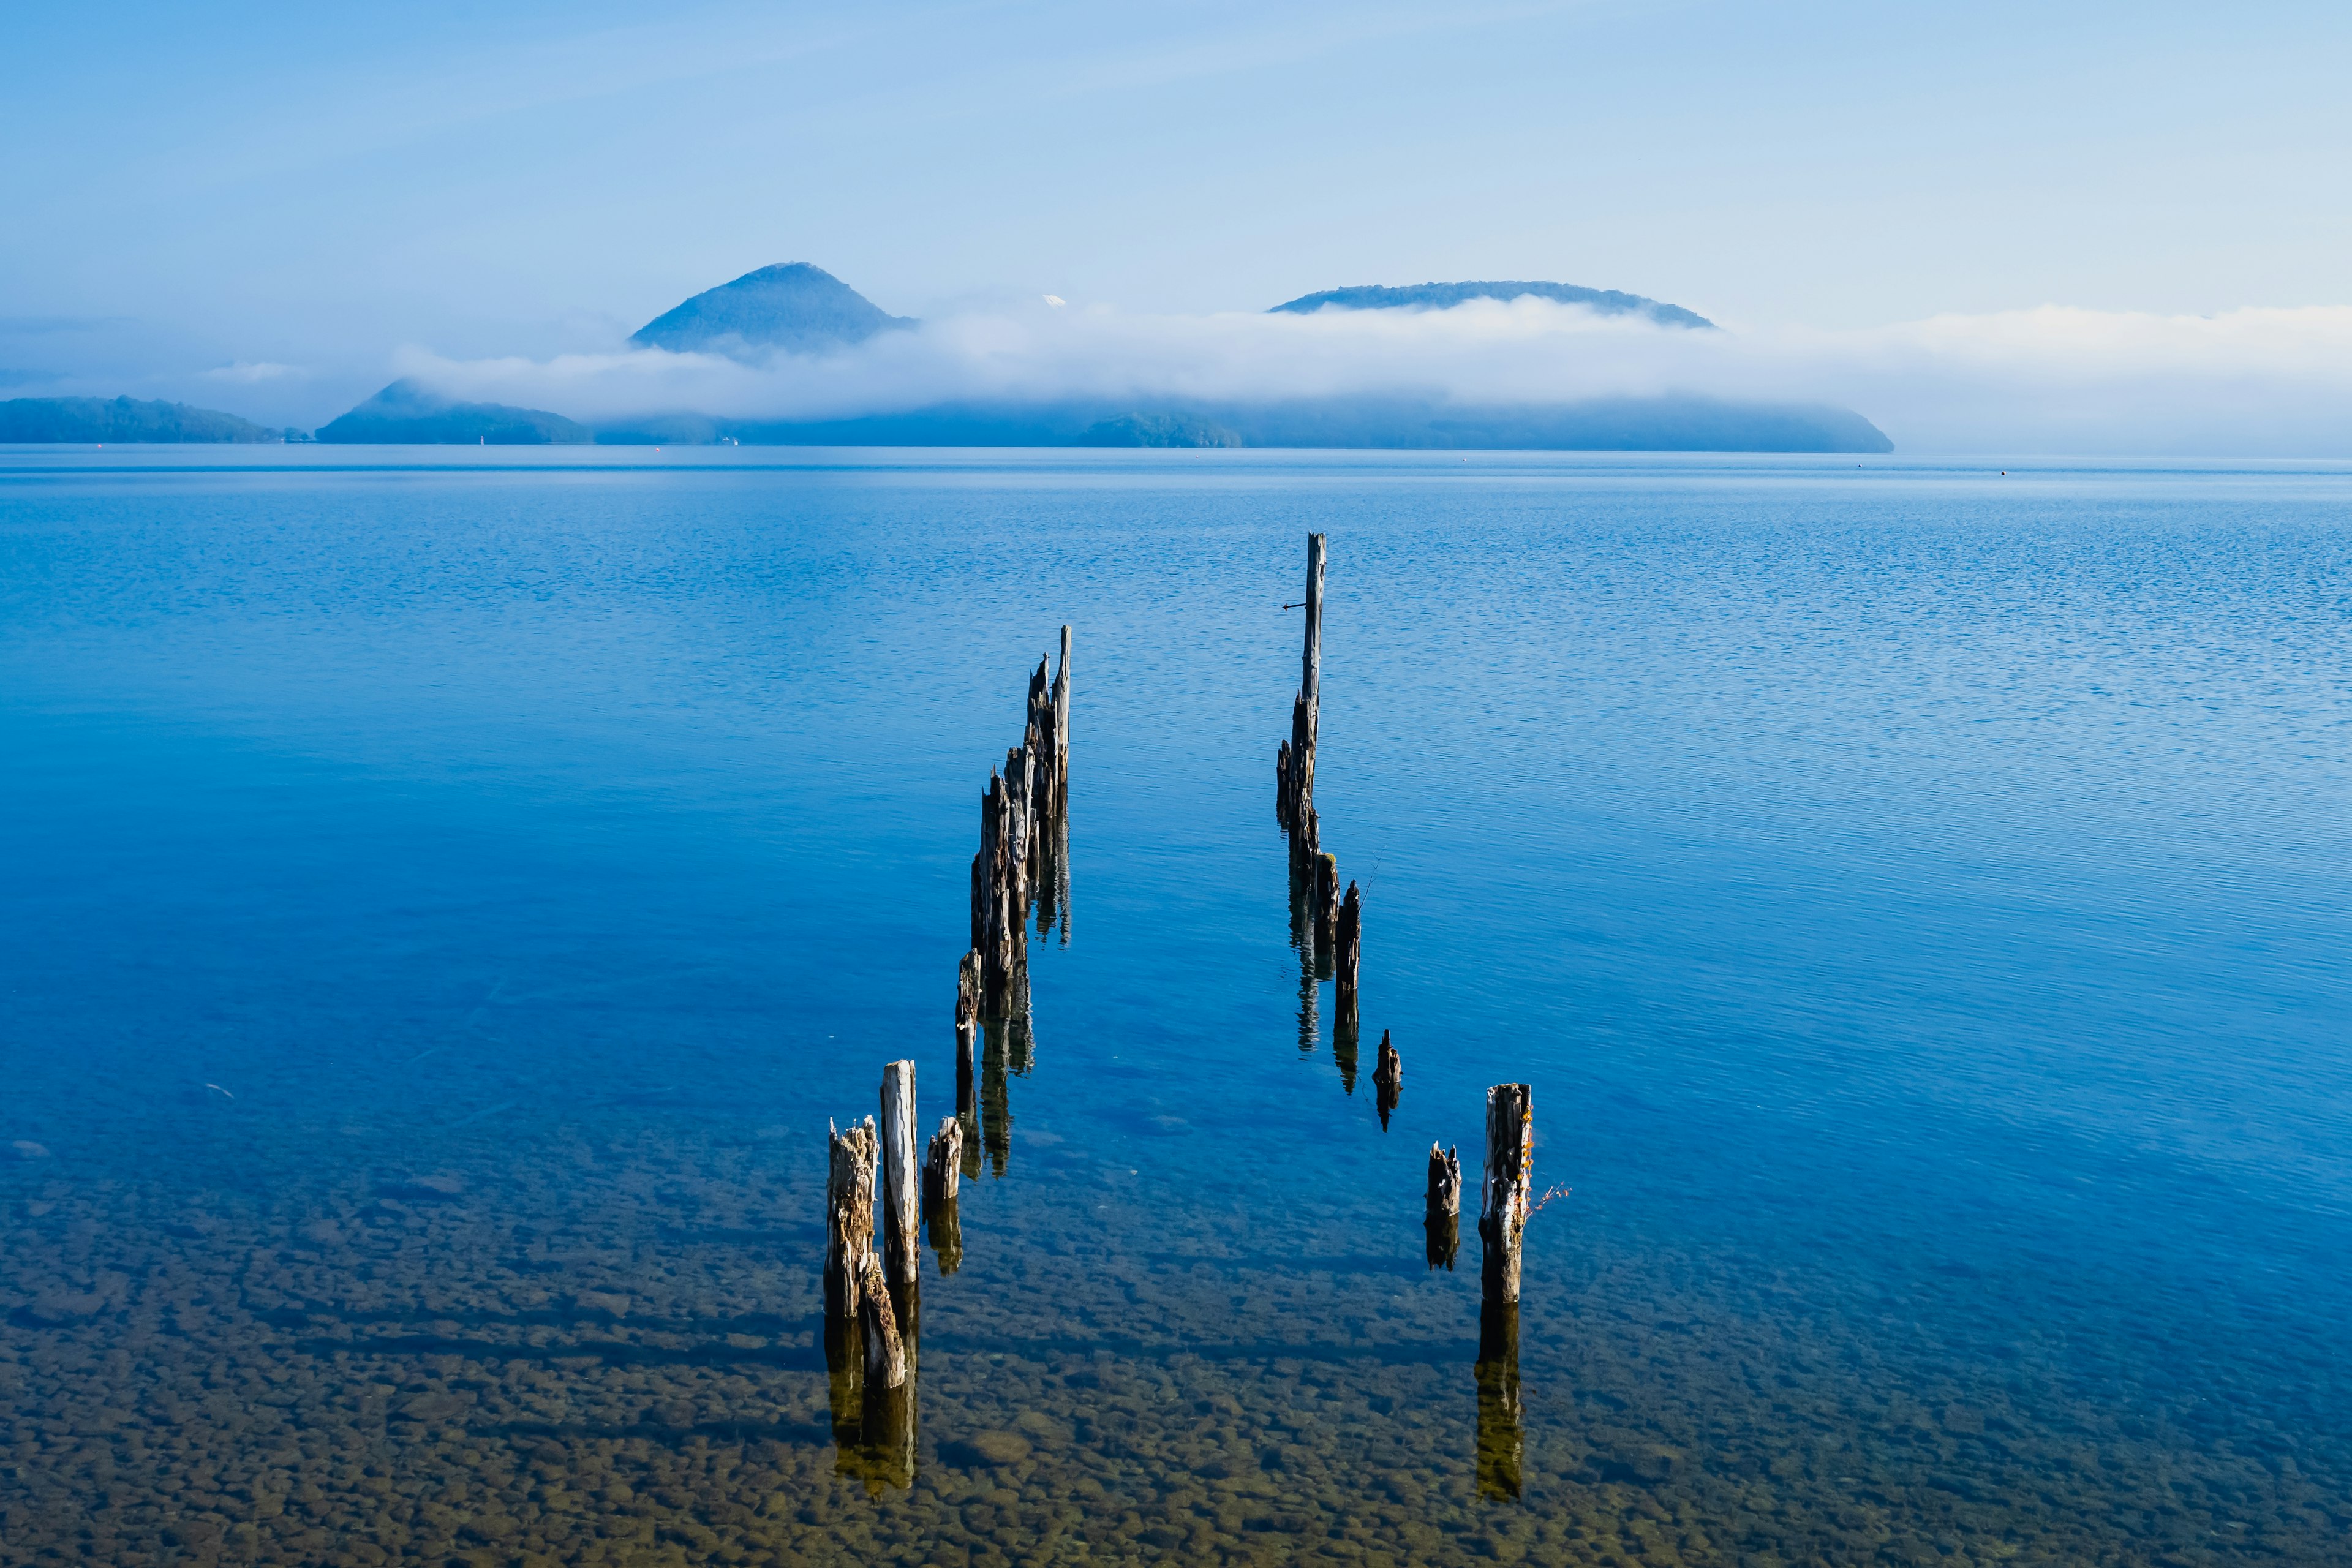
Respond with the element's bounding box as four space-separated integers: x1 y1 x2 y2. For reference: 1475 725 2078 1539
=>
391 297 2352 456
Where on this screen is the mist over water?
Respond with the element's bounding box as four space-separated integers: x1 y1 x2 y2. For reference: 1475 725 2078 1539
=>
385 300 2352 456
2 448 2349 1566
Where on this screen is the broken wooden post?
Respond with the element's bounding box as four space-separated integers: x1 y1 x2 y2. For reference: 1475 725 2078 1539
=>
956 951 981 1178
824 1117 878 1324
924 1115 963 1275
857 1252 908 1388
974 766 1031 1020
1426 1142 1462 1270
1313 851 1340 965
1480 1083 1533 1304
1334 880 1362 1034
823 1115 878 1443
853 1253 914 1491
1373 1029 1402 1129
1278 534 1326 833
878 1062 920 1302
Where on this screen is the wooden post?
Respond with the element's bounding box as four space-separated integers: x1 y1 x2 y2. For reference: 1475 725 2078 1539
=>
856 1253 908 1392
1279 535 1326 832
1373 1029 1402 1129
1480 1084 1533 1305
878 1062 919 1298
956 951 982 1180
853 1251 916 1494
1313 851 1340 959
924 1115 963 1275
1334 880 1362 1032
1053 625 1071 809
1426 1140 1462 1268
824 1117 878 1324
923 1115 961 1206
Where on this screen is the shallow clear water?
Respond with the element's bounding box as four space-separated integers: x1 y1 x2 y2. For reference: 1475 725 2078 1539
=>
2 447 2350 1567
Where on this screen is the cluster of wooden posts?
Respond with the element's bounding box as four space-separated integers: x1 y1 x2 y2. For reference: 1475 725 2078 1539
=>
819 631 1073 1491
816 548 1541 1499
1277 533 1535 1499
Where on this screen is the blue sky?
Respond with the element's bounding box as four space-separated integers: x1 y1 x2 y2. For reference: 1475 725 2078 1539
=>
4 0 2348 437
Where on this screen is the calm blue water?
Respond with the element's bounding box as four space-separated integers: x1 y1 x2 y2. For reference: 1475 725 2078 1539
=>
3 447 2349 1566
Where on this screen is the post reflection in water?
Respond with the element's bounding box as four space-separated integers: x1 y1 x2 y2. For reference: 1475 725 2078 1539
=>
827 1284 922 1494
928 1193 963 1274
1334 1017 1360 1092
1426 1211 1460 1271
1035 810 1071 946
1295 948 1320 1057
1475 1298 1524 1501
982 1012 1034 1178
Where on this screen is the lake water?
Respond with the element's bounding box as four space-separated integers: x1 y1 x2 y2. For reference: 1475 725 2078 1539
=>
2 447 2349 1567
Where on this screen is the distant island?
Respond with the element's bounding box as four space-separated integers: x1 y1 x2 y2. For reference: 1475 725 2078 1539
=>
314 380 590 445
1270 280 1716 330
0 396 290 443
288 265 1889 452
629 262 916 360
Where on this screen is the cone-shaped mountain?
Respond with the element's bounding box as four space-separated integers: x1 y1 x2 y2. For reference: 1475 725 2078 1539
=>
630 263 915 358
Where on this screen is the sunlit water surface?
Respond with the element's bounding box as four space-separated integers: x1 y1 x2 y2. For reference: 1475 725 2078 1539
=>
2 448 2350 1567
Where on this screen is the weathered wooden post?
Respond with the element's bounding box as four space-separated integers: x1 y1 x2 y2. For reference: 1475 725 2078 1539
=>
1426 1142 1461 1269
824 1118 878 1324
1373 1029 1402 1129
924 1115 962 1275
1334 881 1362 1033
955 952 981 1175
823 1116 878 1446
854 1253 914 1491
1278 535 1326 833
1053 624 1071 805
1480 1084 1533 1304
1313 852 1340 962
878 1063 920 1311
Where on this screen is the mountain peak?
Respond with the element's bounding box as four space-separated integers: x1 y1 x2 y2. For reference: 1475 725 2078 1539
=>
1270 280 1713 329
630 263 914 358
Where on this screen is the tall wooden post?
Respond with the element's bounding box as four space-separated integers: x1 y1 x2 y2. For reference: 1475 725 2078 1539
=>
1480 1084 1532 1304
1279 535 1326 832
878 1063 919 1298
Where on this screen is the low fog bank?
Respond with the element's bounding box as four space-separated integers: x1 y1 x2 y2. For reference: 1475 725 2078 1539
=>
379 298 2352 456
13 298 2352 456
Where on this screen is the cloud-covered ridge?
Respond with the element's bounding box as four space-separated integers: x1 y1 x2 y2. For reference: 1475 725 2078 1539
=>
390 298 2352 456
